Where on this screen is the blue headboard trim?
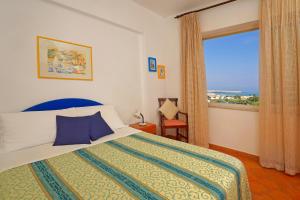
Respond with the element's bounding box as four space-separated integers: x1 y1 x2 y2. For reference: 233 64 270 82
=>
23 98 102 112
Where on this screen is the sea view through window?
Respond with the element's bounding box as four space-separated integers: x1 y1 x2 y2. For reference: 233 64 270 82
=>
204 30 259 106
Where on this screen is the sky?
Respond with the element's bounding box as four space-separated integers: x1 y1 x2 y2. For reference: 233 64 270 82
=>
203 30 259 95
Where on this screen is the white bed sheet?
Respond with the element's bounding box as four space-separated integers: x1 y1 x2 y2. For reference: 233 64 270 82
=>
0 126 140 172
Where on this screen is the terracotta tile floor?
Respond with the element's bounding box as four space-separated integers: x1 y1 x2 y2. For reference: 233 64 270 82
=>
212 148 300 200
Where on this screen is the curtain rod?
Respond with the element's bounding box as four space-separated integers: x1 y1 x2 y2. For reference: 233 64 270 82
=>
175 0 237 19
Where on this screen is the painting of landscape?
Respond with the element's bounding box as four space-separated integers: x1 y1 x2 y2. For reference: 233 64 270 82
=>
37 36 92 80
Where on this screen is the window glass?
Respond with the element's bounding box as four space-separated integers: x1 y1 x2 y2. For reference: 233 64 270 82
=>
204 30 259 105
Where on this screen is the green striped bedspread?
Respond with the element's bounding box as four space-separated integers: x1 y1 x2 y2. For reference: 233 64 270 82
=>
0 132 251 200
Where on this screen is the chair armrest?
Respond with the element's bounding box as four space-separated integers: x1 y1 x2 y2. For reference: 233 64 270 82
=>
158 111 167 125
158 111 166 119
178 111 188 122
178 111 188 116
161 115 167 120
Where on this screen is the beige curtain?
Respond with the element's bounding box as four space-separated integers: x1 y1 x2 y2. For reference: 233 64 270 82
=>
259 0 300 175
180 13 209 147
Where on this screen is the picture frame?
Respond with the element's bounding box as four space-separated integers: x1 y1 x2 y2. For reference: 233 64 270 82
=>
148 57 157 72
37 36 93 81
158 65 166 79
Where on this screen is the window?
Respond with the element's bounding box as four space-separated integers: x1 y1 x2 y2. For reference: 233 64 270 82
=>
204 29 259 107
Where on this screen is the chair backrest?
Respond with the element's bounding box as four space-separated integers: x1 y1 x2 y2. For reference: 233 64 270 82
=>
158 98 178 107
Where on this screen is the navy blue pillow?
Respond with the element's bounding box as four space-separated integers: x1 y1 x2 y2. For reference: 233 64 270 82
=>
54 112 114 146
90 112 114 141
54 115 91 146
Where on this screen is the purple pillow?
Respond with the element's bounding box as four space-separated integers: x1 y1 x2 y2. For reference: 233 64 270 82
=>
54 115 91 146
53 112 114 146
90 112 114 141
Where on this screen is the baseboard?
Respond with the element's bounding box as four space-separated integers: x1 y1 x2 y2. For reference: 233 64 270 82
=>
209 144 259 161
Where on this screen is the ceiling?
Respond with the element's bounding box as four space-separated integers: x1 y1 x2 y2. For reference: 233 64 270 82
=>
132 0 214 18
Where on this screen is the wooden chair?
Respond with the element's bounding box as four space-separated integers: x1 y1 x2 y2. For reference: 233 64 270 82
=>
158 98 189 142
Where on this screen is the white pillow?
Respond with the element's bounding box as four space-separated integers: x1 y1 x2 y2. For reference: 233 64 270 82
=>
71 105 126 130
0 109 73 153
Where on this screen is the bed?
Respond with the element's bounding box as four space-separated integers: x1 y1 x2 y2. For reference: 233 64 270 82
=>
0 99 251 200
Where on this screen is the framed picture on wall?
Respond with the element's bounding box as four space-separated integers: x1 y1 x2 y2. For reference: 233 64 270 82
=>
37 36 93 81
158 65 166 79
148 57 157 72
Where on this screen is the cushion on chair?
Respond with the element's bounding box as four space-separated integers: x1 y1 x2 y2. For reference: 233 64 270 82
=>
163 119 186 127
159 99 179 120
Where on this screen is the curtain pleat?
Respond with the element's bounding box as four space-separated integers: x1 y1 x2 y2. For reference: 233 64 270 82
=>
180 13 209 147
259 0 300 175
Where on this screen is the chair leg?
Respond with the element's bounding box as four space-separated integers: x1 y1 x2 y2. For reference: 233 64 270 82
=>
176 128 179 141
161 126 165 137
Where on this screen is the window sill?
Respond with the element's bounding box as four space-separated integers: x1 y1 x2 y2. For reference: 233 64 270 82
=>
208 103 259 112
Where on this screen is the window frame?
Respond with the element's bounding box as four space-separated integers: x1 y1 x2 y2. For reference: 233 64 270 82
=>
202 20 260 112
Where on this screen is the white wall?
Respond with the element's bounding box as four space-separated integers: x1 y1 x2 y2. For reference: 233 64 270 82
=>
209 108 259 155
165 0 260 155
46 0 174 124
0 0 261 155
199 0 259 32
0 0 175 125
